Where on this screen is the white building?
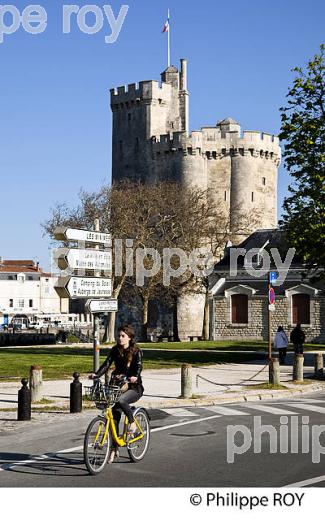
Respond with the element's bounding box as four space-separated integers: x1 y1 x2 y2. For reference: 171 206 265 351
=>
0 259 69 326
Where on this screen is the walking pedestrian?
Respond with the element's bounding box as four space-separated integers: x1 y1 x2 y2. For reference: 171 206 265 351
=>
290 323 306 354
274 326 289 364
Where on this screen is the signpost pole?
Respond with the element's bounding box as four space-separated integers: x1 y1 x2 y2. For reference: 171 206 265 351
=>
93 218 100 372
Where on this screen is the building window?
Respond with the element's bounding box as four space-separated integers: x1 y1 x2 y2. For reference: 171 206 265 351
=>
128 113 131 122
224 191 227 202
29 299 33 308
119 140 123 157
9 299 13 308
251 192 254 202
262 177 266 185
135 137 139 152
28 276 33 280
18 299 24 308
231 294 248 324
292 294 310 324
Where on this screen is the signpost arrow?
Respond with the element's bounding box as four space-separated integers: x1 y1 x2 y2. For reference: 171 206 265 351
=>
56 248 112 271
86 299 118 314
54 227 112 246
55 277 112 299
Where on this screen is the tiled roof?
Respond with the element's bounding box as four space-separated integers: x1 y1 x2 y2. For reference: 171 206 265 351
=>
0 259 41 273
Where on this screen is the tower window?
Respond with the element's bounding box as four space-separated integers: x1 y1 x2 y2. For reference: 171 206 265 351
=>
224 191 227 202
251 192 254 202
119 141 123 157
128 113 131 122
135 137 139 152
9 299 13 308
262 177 266 185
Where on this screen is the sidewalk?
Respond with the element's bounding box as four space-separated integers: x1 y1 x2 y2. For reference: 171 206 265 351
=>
1 355 324 416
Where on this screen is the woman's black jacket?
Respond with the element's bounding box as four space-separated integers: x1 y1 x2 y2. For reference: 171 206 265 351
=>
95 345 143 387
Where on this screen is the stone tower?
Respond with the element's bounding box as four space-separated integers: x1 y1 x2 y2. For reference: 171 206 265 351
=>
110 59 281 340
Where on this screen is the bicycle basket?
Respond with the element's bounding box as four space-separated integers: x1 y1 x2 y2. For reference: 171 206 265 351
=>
84 383 122 409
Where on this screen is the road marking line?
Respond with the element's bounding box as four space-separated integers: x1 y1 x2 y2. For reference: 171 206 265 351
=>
151 414 221 432
162 408 198 417
285 403 325 414
241 404 298 415
284 474 325 487
203 405 249 416
0 414 222 471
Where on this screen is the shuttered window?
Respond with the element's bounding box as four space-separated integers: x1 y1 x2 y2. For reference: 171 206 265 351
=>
292 294 310 324
231 294 248 324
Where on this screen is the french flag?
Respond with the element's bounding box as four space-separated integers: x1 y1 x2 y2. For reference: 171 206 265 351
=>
162 15 169 33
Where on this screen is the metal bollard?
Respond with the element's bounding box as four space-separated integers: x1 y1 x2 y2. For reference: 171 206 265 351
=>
293 354 304 382
269 357 280 385
181 364 193 399
17 378 31 421
314 353 324 380
29 365 43 403
70 372 82 413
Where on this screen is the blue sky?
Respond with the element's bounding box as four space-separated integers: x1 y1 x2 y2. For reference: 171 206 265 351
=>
0 0 324 269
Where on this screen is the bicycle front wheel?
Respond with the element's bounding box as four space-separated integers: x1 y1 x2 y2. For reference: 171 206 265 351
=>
84 416 111 475
127 409 150 463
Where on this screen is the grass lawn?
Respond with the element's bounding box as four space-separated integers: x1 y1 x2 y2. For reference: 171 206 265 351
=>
0 340 324 380
0 346 266 380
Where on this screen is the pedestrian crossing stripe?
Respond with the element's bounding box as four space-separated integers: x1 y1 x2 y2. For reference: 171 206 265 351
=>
284 403 325 414
199 405 249 416
162 408 198 417
239 404 298 415
163 401 325 418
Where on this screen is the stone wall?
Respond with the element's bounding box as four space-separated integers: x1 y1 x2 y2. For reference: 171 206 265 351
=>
213 295 325 343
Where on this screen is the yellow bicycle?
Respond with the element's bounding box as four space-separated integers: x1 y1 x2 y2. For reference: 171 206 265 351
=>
84 378 150 475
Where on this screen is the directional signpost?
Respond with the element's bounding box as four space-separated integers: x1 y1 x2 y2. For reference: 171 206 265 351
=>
86 299 118 314
54 222 114 372
55 276 112 299
56 248 112 272
54 227 112 246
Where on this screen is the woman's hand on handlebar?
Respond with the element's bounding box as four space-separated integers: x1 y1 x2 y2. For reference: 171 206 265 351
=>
88 373 97 380
129 376 138 384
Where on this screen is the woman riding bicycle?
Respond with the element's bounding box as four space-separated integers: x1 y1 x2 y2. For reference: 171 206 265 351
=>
89 324 144 463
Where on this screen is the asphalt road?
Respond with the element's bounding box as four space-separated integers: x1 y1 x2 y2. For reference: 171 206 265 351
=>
1 393 325 487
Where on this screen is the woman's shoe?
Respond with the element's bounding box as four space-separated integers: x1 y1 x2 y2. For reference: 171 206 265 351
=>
108 448 119 464
127 421 137 439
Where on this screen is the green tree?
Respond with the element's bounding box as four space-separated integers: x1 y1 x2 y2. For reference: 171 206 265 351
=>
280 44 325 275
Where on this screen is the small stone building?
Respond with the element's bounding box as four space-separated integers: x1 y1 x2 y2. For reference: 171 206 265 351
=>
209 230 325 343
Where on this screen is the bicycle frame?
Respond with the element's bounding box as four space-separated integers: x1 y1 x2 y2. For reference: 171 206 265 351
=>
97 406 145 448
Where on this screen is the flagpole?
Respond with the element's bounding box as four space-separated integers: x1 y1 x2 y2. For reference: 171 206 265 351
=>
167 9 170 67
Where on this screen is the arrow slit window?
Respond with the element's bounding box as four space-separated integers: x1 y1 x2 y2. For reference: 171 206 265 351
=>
231 294 248 324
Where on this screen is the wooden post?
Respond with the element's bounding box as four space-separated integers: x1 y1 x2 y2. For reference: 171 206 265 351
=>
181 364 193 398
269 357 280 385
29 365 43 402
293 354 304 382
314 353 324 380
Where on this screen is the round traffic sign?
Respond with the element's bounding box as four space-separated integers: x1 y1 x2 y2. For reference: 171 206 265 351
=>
269 287 275 305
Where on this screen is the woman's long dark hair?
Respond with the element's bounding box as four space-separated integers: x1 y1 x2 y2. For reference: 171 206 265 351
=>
117 324 139 364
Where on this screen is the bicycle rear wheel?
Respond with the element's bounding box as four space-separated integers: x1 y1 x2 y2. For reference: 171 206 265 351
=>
127 409 150 462
84 416 111 475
